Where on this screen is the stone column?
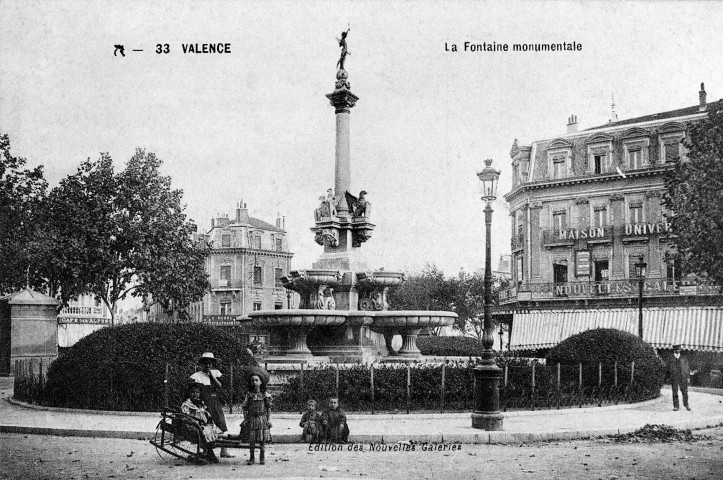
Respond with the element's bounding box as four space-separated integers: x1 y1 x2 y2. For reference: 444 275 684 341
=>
326 69 359 217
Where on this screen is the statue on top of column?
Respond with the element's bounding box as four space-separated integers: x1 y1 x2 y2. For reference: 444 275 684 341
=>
336 26 350 70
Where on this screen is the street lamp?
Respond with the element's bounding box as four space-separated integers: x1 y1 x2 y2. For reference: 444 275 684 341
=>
472 159 503 431
635 254 647 339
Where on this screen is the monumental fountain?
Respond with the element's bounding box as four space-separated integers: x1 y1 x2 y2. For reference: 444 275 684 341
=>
249 30 457 362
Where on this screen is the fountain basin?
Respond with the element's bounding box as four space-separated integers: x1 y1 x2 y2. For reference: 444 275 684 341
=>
357 271 405 288
249 310 457 358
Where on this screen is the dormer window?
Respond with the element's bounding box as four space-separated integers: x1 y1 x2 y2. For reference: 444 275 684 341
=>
621 128 650 170
594 153 606 174
221 234 231 247
546 140 573 181
661 137 682 163
586 134 613 175
658 122 685 164
628 148 642 169
252 234 262 249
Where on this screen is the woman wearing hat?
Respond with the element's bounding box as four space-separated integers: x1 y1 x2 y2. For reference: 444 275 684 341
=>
190 352 233 458
240 366 272 465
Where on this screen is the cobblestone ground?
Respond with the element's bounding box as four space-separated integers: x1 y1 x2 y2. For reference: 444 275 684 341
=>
1 429 722 480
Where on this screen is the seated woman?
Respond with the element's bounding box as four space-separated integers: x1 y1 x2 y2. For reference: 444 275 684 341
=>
181 382 222 463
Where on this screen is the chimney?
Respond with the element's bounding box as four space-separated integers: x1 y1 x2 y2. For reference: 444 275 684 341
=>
236 200 250 224
566 114 578 133
275 212 282 229
699 82 707 111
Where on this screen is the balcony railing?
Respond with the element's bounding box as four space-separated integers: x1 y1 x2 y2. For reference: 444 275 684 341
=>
500 278 720 303
211 278 244 289
202 315 239 326
59 306 105 316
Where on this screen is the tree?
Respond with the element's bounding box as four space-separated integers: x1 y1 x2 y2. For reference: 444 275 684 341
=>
387 264 509 336
663 102 723 286
450 272 510 340
0 134 47 294
40 149 209 323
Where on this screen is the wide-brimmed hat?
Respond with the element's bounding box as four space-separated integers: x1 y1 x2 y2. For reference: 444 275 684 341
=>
195 352 220 364
672 344 682 350
245 365 270 385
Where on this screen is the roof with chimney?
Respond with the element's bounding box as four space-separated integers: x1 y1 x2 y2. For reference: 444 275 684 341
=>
511 84 718 184
249 217 284 232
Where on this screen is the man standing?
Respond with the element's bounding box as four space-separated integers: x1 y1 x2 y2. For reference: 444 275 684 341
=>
668 344 696 411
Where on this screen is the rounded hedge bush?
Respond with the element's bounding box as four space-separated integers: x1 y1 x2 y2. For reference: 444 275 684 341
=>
545 328 665 399
417 336 486 356
44 323 254 411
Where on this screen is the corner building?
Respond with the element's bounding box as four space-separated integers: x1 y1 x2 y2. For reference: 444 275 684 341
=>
502 84 723 354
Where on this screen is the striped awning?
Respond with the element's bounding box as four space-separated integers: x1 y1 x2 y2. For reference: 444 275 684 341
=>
510 306 723 352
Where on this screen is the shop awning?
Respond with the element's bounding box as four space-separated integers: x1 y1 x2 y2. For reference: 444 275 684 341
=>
510 307 723 352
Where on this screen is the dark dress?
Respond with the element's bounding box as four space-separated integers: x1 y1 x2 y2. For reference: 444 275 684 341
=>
190 370 228 432
242 391 272 443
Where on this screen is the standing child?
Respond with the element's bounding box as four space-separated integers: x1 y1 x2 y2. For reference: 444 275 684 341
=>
299 399 321 443
241 367 272 465
321 397 349 443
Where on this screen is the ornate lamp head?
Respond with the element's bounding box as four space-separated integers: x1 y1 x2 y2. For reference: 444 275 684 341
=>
477 159 500 203
635 254 647 279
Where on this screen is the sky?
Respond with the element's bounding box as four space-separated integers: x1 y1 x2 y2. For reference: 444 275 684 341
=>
2 0 722 277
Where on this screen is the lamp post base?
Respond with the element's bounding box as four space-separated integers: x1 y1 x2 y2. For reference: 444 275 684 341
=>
471 412 504 431
471 363 503 431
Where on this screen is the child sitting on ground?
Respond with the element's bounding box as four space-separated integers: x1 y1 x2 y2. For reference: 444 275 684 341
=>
180 382 221 463
299 399 321 443
321 397 349 443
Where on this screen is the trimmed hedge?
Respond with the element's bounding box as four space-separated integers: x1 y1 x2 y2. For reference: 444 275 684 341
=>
545 328 664 399
41 323 254 411
417 336 486 356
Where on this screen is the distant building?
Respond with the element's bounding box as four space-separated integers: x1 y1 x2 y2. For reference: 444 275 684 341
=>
501 84 723 354
148 200 294 345
57 294 111 349
493 254 511 280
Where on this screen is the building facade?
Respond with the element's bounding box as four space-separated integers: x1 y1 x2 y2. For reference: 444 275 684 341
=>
200 201 294 321
149 201 294 346
501 84 723 354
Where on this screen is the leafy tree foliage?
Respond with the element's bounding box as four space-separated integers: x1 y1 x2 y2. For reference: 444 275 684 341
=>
39 149 209 323
387 264 509 337
663 103 723 285
0 134 47 294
